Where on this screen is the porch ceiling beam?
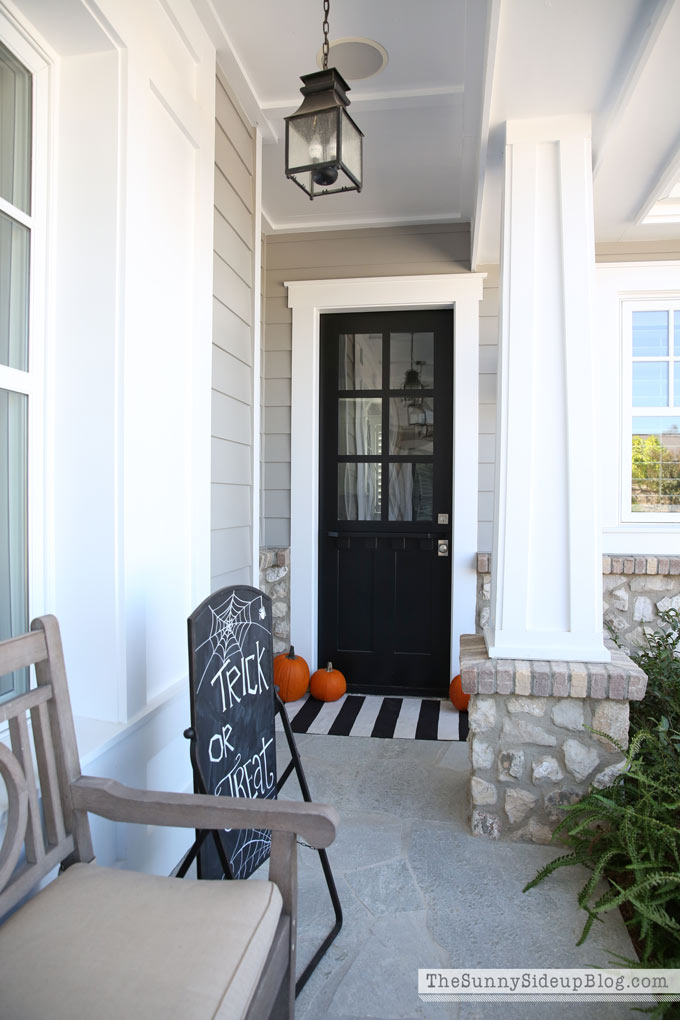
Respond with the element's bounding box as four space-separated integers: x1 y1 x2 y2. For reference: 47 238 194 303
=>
470 0 501 272
592 0 674 181
194 0 278 143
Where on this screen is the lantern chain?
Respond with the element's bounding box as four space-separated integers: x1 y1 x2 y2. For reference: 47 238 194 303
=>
322 0 330 70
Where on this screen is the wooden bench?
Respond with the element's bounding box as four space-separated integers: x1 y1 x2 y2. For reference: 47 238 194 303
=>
0 615 338 1019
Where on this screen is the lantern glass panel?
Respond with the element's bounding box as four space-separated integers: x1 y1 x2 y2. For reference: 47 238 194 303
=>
341 111 361 184
288 109 338 171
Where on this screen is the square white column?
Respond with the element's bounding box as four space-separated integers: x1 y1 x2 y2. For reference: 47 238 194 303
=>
486 116 608 663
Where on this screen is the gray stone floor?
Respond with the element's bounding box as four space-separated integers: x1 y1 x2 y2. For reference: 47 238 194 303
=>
276 732 637 1020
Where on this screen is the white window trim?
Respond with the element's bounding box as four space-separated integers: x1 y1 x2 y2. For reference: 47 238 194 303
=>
621 297 680 524
0 9 50 640
596 262 680 552
285 273 485 677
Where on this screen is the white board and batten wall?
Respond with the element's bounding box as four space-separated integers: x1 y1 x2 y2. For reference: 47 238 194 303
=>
4 0 217 876
211 71 259 592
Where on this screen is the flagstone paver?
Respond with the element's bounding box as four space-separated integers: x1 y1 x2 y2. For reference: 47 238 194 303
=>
276 733 637 1020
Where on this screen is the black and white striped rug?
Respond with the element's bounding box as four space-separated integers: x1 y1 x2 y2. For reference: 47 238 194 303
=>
276 693 469 742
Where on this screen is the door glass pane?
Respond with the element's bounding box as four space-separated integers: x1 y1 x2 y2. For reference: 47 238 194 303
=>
675 311 680 357
389 397 433 455
632 310 668 357
389 332 434 389
338 398 382 455
338 333 381 389
0 40 32 214
632 362 668 407
631 416 680 513
0 210 30 370
388 463 433 521
338 463 381 521
0 389 28 699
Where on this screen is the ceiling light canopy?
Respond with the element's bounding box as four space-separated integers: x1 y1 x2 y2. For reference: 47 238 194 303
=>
284 0 363 200
316 37 388 81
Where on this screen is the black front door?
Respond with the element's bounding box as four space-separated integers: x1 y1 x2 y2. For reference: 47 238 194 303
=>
319 310 453 697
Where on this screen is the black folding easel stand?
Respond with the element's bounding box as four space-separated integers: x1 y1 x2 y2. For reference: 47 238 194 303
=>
176 694 343 997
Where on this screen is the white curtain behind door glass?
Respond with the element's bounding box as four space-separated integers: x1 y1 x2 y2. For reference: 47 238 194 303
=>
339 398 382 520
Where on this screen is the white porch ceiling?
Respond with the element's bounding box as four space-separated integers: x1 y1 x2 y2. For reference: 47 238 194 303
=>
207 0 486 233
475 0 680 263
204 0 680 253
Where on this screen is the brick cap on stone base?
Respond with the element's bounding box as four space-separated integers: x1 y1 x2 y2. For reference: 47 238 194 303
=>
460 634 647 701
476 552 680 576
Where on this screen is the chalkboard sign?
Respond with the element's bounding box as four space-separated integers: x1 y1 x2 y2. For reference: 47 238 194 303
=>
187 585 276 880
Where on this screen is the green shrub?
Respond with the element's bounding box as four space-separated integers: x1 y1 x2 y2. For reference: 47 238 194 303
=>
524 609 680 1016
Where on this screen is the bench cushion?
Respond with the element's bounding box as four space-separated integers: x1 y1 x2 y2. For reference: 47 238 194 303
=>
0 863 283 1020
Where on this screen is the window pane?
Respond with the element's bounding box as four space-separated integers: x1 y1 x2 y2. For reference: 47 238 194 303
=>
676 362 680 407
338 333 381 389
632 362 668 407
0 210 30 370
287 108 337 170
675 311 680 357
632 416 680 513
0 40 32 214
338 463 381 521
0 389 28 699
338 398 382 455
632 310 668 356
389 397 434 455
389 332 434 389
388 463 433 521
340 110 361 183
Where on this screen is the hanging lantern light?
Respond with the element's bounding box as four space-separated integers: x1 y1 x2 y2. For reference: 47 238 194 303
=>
285 0 363 199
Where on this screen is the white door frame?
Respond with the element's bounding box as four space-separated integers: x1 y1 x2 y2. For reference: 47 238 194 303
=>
286 273 485 677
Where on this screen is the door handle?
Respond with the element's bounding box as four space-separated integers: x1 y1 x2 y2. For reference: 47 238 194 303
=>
437 540 449 557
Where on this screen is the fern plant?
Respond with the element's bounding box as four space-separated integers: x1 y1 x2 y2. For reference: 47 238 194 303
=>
524 609 680 1020
630 607 680 739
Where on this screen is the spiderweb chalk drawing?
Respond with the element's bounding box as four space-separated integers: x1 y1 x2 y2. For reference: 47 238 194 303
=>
219 788 275 880
188 585 276 882
194 589 269 696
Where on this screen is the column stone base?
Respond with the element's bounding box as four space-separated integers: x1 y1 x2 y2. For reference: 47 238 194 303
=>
460 635 647 843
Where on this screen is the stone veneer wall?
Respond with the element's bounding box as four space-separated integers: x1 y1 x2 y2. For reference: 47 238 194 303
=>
476 553 680 655
461 635 647 843
259 547 290 655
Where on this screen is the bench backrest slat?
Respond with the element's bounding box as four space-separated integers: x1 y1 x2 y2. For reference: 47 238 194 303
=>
0 618 94 922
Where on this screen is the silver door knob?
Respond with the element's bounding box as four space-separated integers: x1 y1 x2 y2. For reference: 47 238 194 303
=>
438 540 449 557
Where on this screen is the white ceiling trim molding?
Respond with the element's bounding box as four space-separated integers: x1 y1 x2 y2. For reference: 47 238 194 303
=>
286 273 485 676
471 0 501 271
592 0 674 180
260 84 465 120
262 210 462 235
635 141 680 225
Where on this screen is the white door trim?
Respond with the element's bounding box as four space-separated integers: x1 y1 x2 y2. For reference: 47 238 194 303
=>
285 273 485 676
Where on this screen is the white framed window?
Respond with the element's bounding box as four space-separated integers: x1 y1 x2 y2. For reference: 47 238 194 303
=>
0 15 47 701
621 299 680 522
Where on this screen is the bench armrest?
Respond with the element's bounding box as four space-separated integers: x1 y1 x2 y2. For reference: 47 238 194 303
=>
71 776 338 850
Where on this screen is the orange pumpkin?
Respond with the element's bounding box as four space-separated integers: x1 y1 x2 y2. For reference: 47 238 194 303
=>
310 662 346 702
449 674 470 711
273 645 309 703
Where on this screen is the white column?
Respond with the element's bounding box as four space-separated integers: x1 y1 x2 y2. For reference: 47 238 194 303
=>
486 116 609 663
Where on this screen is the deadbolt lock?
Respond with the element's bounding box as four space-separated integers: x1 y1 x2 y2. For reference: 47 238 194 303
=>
438 540 449 557
437 513 449 525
